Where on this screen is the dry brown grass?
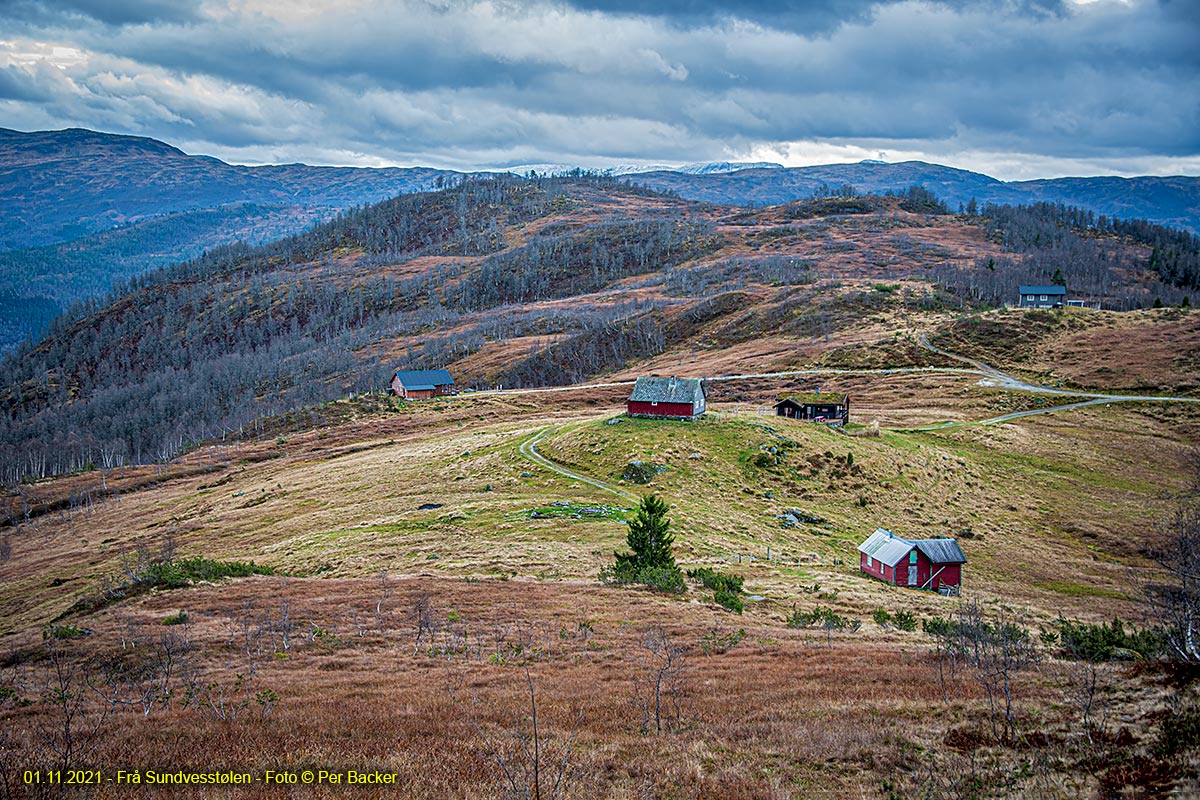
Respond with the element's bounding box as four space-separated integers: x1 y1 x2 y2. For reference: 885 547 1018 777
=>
1 576 1190 799
930 307 1200 394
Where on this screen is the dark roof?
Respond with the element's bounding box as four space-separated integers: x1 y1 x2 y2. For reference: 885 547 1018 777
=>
629 376 705 405
393 369 454 390
913 538 967 564
1019 285 1067 295
776 392 849 406
858 529 966 567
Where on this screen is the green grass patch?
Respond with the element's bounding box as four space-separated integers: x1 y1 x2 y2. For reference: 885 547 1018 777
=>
526 502 628 521
58 556 275 620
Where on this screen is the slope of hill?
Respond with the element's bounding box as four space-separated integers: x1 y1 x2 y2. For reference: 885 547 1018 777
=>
2 174 1196 487
2 127 1197 354
2 175 1199 798
1 343 1197 796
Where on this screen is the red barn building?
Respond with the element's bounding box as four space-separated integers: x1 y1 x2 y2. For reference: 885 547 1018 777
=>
858 528 965 592
627 376 706 421
389 369 455 399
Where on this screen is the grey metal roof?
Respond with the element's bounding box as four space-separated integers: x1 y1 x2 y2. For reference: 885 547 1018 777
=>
629 376 705 405
858 529 966 567
857 528 913 567
1019 285 1067 295
914 538 967 564
394 369 454 390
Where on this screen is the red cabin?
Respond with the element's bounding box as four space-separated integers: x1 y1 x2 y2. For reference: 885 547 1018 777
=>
858 528 965 592
627 376 706 421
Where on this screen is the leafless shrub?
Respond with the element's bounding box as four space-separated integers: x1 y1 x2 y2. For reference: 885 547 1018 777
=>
448 667 581 800
374 569 392 634
411 593 435 656
630 627 688 735
925 601 1037 745
31 640 114 772
1144 457 1200 665
182 670 277 722
1062 659 1114 745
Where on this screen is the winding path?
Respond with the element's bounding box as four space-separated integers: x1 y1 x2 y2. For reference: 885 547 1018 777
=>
905 333 1200 430
518 425 640 503
512 331 1200 491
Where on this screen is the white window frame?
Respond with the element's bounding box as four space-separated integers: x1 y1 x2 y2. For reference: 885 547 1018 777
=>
1039 294 1048 301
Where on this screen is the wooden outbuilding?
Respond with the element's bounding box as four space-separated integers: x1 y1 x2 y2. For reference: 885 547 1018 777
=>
627 376 706 421
389 369 455 399
774 392 850 425
858 528 965 593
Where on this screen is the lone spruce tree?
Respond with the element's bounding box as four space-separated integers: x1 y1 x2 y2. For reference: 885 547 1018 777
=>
611 495 683 592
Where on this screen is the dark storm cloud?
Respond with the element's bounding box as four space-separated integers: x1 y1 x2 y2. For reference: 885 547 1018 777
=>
0 63 46 101
0 0 1196 177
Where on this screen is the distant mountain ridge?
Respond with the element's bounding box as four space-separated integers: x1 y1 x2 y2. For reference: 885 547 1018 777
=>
502 160 785 177
3 128 1196 254
0 126 1197 352
631 162 1200 234
0 127 458 250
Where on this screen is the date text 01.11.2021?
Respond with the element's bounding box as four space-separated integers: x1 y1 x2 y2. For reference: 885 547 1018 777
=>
24 770 103 785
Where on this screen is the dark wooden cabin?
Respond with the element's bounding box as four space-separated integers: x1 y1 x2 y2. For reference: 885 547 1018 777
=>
389 369 455 399
1018 285 1067 308
627 376 706 420
858 528 965 592
774 392 850 425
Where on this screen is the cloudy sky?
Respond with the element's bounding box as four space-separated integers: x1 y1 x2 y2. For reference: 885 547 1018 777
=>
1 0 1197 179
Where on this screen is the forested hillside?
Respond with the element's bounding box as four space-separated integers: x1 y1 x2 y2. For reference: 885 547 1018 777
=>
1 176 1194 484
0 204 337 351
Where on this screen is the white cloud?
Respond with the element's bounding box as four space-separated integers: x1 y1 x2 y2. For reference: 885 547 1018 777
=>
0 0 1193 179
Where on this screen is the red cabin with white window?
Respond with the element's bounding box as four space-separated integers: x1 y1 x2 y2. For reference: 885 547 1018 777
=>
626 376 706 421
858 528 965 592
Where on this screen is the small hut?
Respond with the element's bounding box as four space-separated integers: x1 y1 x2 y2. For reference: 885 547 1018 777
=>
774 391 850 425
389 369 455 399
858 528 965 592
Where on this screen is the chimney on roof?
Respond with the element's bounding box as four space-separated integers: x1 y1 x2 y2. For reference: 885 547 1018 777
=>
669 376 677 392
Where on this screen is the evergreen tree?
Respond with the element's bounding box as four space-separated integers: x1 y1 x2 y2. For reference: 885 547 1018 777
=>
1051 268 1066 287
607 494 683 592
616 494 675 573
